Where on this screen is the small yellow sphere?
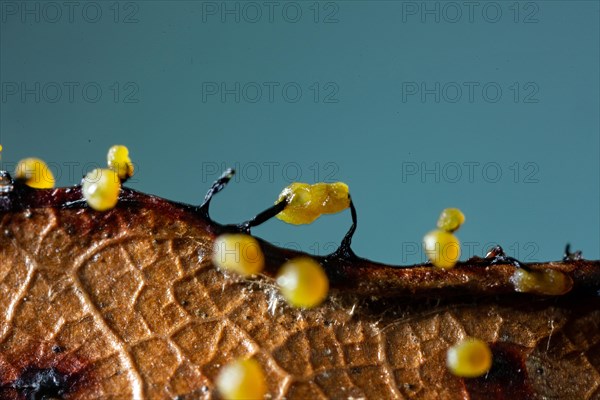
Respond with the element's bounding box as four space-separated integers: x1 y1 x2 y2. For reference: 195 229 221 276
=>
82 168 121 211
213 234 265 276
446 338 493 378
107 145 134 180
276 183 316 224
276 257 329 308
15 157 55 189
310 182 350 214
216 358 267 400
423 230 461 269
276 182 350 225
510 268 572 295
437 208 466 232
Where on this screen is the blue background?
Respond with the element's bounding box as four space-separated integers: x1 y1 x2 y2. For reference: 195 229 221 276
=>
1 0 598 264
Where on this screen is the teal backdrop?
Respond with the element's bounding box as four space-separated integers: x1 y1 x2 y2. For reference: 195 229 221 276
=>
1 1 598 264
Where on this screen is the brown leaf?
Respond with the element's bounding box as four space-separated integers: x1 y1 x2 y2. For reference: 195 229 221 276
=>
1 183 599 399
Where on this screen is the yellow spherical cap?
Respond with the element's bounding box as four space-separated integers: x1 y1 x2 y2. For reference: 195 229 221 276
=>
276 182 350 225
15 157 55 189
423 230 461 269
82 168 121 211
275 183 318 224
213 234 265 276
216 358 267 400
312 182 351 214
107 145 134 180
276 257 329 308
437 208 466 232
447 338 493 378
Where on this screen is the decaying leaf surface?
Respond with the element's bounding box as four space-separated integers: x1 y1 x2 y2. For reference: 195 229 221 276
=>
0 184 599 399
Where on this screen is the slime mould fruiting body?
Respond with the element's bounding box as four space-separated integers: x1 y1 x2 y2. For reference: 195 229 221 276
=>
0 153 599 399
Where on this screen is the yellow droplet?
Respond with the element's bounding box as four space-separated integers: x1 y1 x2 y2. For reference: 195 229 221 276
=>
82 168 121 211
447 338 492 378
107 145 134 180
510 268 572 295
276 182 350 225
276 257 329 308
216 358 267 400
437 208 466 232
213 234 265 276
423 229 461 269
15 157 55 189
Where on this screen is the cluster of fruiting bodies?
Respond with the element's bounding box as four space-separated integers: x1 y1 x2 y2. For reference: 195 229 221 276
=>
4 145 575 398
